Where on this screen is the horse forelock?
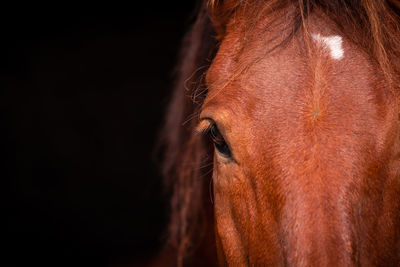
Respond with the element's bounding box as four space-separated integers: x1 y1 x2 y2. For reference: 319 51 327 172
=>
207 0 400 88
161 0 400 265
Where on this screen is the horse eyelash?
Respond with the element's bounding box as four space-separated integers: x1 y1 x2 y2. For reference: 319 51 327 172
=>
194 119 214 136
195 118 235 161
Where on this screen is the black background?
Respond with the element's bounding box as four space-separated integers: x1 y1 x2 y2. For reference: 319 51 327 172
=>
3 2 196 266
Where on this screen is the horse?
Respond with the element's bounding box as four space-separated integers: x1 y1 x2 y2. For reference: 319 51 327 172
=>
160 0 400 266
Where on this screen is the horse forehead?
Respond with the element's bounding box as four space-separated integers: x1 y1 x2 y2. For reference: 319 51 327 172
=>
205 33 306 113
204 35 393 157
205 38 302 110
205 14 339 96
211 24 373 94
312 34 344 60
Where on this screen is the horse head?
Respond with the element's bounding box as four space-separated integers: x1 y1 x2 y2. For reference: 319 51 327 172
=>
162 1 400 266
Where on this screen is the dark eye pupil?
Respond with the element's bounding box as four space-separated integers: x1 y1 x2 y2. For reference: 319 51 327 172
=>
215 142 232 157
209 124 232 158
210 124 219 139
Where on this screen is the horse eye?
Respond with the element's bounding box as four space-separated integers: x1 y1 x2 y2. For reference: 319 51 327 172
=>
208 123 232 158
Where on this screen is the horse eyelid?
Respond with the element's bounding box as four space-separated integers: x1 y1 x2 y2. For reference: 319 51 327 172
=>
194 118 213 135
195 118 236 162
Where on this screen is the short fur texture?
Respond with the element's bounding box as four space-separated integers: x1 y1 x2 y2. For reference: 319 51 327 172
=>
160 0 400 266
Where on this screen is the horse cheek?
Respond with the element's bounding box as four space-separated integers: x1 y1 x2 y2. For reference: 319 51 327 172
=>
213 162 250 265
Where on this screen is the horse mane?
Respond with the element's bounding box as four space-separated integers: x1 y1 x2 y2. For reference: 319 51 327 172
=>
160 0 400 265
